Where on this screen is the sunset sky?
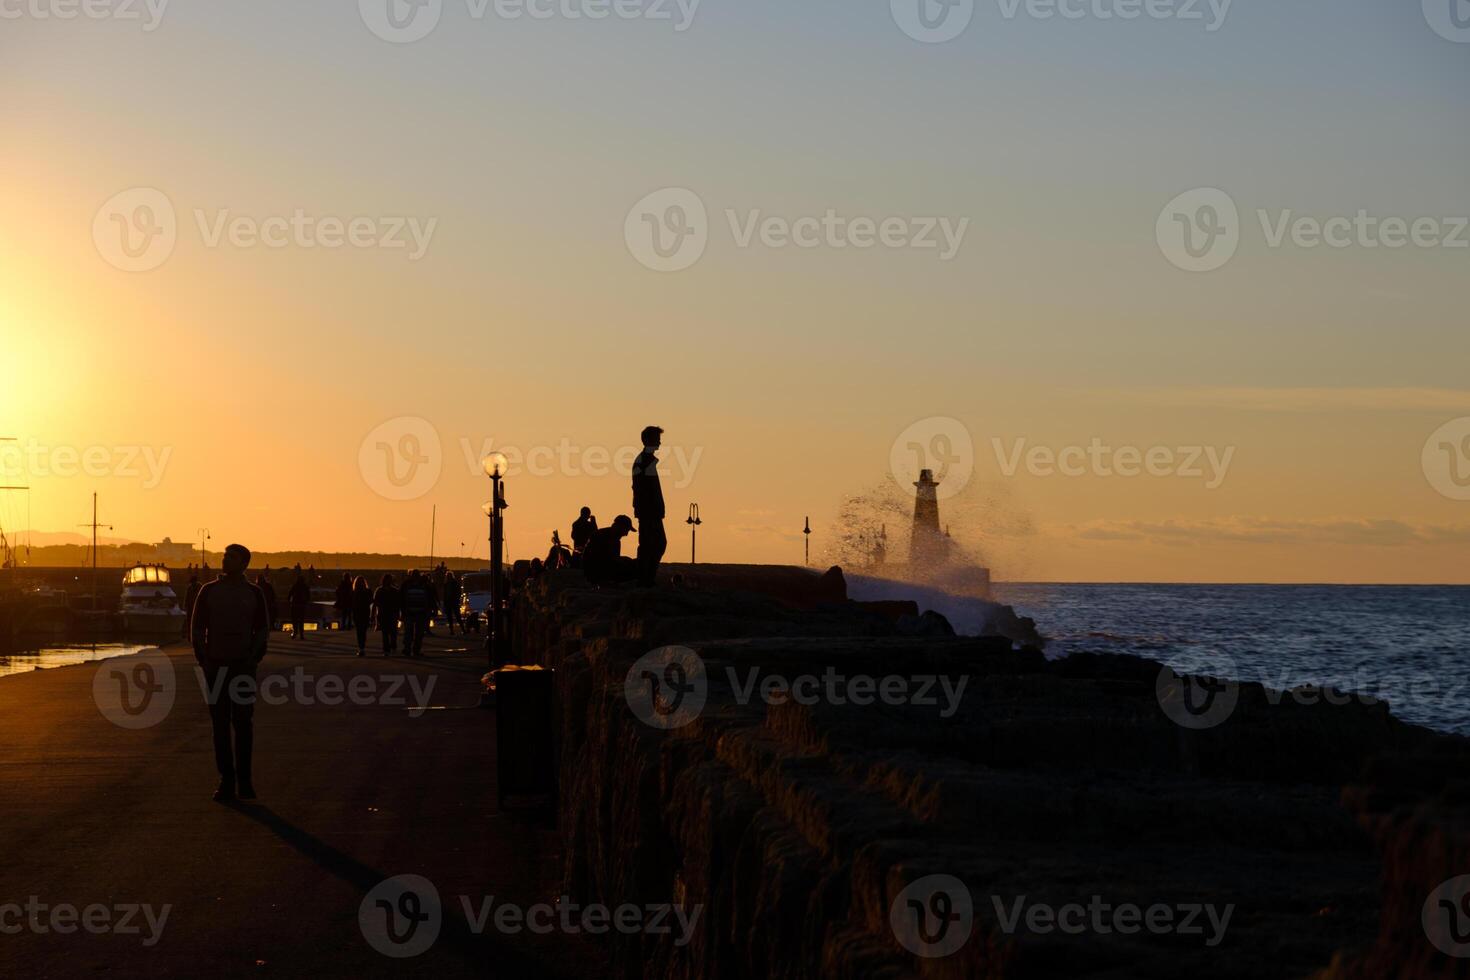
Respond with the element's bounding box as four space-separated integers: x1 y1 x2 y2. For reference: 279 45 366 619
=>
3 1 1468 582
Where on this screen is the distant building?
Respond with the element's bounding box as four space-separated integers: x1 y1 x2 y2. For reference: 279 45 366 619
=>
153 537 195 564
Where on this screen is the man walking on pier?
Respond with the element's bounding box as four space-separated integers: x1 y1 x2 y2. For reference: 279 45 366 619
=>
191 543 271 803
632 425 667 587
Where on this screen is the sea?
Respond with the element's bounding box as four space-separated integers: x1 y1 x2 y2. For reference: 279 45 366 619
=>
846 577 1470 738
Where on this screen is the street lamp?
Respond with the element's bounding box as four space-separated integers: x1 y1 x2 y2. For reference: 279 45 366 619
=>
481 453 509 668
803 516 811 566
686 503 701 564
198 528 211 568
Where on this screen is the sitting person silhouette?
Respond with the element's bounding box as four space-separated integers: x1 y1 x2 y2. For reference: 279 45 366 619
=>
582 515 638 586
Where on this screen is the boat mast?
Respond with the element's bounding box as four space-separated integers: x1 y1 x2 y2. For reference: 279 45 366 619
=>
78 493 112 609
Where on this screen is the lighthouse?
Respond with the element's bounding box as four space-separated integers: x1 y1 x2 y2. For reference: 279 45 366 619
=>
910 468 948 565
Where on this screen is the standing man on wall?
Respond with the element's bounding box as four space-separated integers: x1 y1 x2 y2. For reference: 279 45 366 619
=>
632 425 666 588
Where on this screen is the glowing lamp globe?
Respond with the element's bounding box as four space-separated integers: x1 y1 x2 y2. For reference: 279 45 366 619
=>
482 452 509 479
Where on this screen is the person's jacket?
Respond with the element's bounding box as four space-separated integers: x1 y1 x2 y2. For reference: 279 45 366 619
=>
350 587 374 623
401 581 433 617
571 516 597 550
287 579 311 607
191 575 270 667
372 586 400 626
632 451 664 520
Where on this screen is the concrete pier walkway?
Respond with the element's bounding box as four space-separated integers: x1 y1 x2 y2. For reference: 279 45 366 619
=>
0 628 602 978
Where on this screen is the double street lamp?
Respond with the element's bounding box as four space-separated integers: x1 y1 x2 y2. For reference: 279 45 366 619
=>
481 453 509 668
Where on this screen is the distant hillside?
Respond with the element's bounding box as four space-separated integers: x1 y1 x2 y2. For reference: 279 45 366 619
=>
13 543 484 571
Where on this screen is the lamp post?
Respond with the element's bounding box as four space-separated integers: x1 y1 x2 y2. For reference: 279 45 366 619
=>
197 528 210 568
686 503 701 564
803 516 811 566
481 453 509 669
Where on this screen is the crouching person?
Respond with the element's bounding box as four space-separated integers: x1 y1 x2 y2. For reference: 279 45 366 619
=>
191 543 271 803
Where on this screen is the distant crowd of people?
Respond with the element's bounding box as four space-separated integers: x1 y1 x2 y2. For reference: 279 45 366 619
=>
183 561 469 657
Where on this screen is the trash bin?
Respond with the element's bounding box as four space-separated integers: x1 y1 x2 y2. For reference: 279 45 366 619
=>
494 665 557 808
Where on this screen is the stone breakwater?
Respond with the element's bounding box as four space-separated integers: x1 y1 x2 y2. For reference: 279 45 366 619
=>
511 564 1470 979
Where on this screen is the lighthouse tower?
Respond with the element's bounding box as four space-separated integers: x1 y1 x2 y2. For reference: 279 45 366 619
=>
910 469 948 565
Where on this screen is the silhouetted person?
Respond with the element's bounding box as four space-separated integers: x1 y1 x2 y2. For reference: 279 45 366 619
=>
350 576 373 656
183 572 202 639
335 572 353 629
442 571 462 635
545 530 572 571
529 557 544 578
287 572 311 640
571 507 598 555
633 425 667 587
255 572 278 631
400 570 433 657
583 515 638 585
372 574 400 656
191 543 270 802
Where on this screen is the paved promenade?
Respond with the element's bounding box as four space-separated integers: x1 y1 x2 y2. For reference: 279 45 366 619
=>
0 628 602 978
